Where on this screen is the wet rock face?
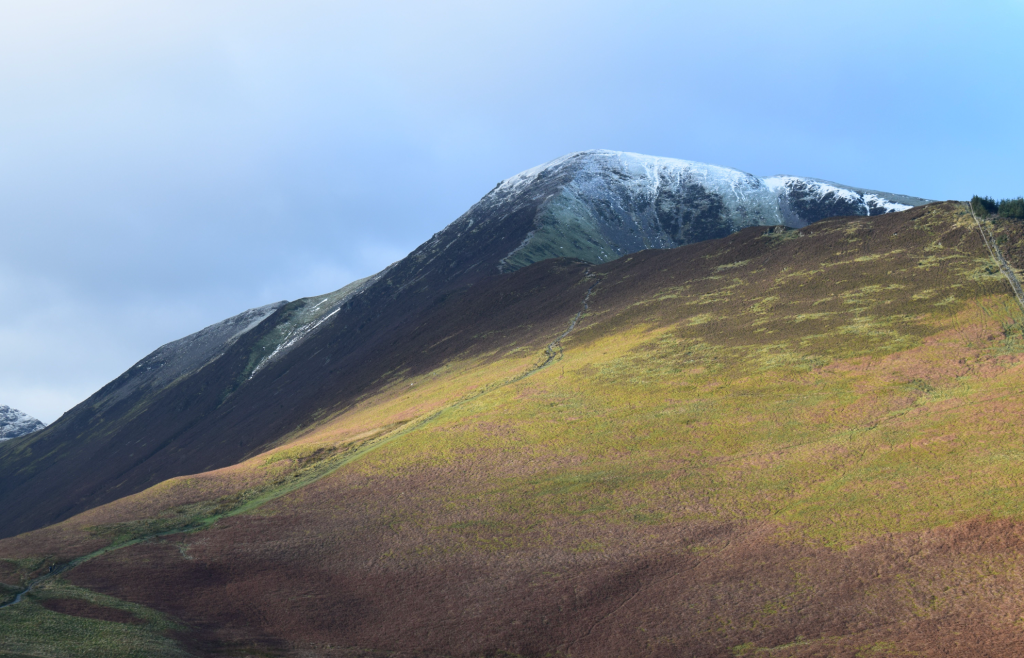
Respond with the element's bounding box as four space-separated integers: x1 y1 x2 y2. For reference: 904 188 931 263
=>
0 405 45 441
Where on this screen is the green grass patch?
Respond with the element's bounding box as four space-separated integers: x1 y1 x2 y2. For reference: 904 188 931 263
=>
0 579 187 658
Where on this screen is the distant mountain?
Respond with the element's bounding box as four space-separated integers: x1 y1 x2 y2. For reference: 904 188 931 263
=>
0 150 934 537
0 406 45 441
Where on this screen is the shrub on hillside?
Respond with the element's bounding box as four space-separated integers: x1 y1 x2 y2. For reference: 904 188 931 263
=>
999 197 1024 220
972 195 998 216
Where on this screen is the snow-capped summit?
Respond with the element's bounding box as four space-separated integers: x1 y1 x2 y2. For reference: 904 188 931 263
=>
0 405 46 441
433 150 933 273
488 150 786 270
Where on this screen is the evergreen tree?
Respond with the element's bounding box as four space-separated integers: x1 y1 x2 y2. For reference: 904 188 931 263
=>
972 195 998 216
999 197 1024 219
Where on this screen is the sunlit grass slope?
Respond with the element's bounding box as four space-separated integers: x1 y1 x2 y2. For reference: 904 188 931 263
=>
0 579 187 658
5 203 1024 656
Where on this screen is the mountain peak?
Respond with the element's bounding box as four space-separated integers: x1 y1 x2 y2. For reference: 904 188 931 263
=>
478 150 932 271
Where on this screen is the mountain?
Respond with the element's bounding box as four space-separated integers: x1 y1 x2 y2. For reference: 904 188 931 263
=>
55 276 385 424
0 406 45 441
416 150 929 272
0 150 931 539
6 201 1024 657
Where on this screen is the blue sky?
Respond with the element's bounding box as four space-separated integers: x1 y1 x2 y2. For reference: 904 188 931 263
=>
2 0 1022 422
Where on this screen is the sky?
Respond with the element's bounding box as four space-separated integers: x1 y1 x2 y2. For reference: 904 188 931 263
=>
2 0 1022 423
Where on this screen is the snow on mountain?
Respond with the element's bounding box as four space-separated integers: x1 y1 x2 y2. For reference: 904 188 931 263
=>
469 151 932 271
486 151 785 271
0 405 46 441
31 151 931 407
285 150 934 368
764 175 931 227
243 268 392 379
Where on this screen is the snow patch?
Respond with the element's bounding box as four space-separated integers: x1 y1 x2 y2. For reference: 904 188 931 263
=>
765 176 913 213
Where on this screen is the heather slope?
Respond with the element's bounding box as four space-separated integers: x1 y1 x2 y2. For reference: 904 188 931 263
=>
6 203 1024 656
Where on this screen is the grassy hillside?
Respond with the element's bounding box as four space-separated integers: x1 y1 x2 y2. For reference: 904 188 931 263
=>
4 202 1024 656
